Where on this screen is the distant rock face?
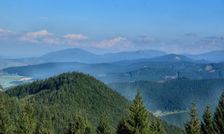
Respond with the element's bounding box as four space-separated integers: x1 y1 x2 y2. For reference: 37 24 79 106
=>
205 65 213 71
205 64 215 73
175 56 181 61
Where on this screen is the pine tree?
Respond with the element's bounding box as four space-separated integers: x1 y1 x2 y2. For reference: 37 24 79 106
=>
201 106 215 134
117 119 129 134
66 114 94 134
214 92 224 134
185 103 201 134
96 114 112 134
150 119 165 134
118 90 150 134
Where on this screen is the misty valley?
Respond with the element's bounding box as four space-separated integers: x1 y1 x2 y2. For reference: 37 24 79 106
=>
1 1 224 133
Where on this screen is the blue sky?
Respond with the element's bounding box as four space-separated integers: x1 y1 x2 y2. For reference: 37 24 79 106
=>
0 0 224 57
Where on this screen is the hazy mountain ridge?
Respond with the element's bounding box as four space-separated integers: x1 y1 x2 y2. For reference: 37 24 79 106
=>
1 48 224 70
187 50 224 63
3 59 224 84
25 48 166 64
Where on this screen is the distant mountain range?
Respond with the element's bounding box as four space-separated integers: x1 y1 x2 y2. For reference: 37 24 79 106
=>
187 50 224 63
37 48 167 63
0 58 26 70
3 58 224 83
22 48 224 64
1 48 224 69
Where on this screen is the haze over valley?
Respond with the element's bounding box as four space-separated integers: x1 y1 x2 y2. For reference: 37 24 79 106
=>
1 1 224 134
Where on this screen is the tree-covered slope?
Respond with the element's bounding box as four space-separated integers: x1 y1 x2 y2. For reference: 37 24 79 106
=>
6 72 129 133
5 72 183 134
110 78 224 111
110 78 224 128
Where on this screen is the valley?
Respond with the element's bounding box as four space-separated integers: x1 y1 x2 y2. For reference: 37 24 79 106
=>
1 2 223 133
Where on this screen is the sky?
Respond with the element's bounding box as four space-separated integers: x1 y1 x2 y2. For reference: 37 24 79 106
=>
0 0 224 58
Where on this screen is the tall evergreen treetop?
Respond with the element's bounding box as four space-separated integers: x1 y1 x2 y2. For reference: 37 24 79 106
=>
150 118 165 134
201 106 215 134
214 92 224 134
97 114 112 134
185 103 201 134
123 90 150 134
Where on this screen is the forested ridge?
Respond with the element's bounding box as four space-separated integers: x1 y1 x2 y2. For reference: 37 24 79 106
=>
1 72 183 134
110 78 224 111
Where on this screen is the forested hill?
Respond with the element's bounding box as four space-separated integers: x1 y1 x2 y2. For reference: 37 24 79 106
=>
4 72 183 134
6 72 129 128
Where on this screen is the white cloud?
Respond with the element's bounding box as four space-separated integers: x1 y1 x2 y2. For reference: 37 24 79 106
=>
19 30 89 45
0 28 15 37
19 30 54 43
25 29 52 37
95 37 131 48
63 34 88 40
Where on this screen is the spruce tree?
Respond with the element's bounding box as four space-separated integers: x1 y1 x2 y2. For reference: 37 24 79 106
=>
185 103 201 134
214 92 224 134
150 119 165 134
119 90 150 134
117 119 129 134
97 114 112 134
66 114 94 134
201 106 215 134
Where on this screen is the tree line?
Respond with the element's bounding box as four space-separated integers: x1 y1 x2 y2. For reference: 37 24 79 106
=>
185 92 224 134
0 91 165 134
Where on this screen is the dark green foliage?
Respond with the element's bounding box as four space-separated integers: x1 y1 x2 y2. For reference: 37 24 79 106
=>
96 114 112 134
110 79 224 111
0 92 11 134
118 91 151 134
66 114 94 134
35 116 54 134
0 85 3 91
214 92 224 134
110 79 224 128
185 104 201 134
117 119 129 134
7 72 130 133
0 92 37 134
117 91 168 134
201 106 215 134
16 102 36 134
150 119 165 134
3 72 183 134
